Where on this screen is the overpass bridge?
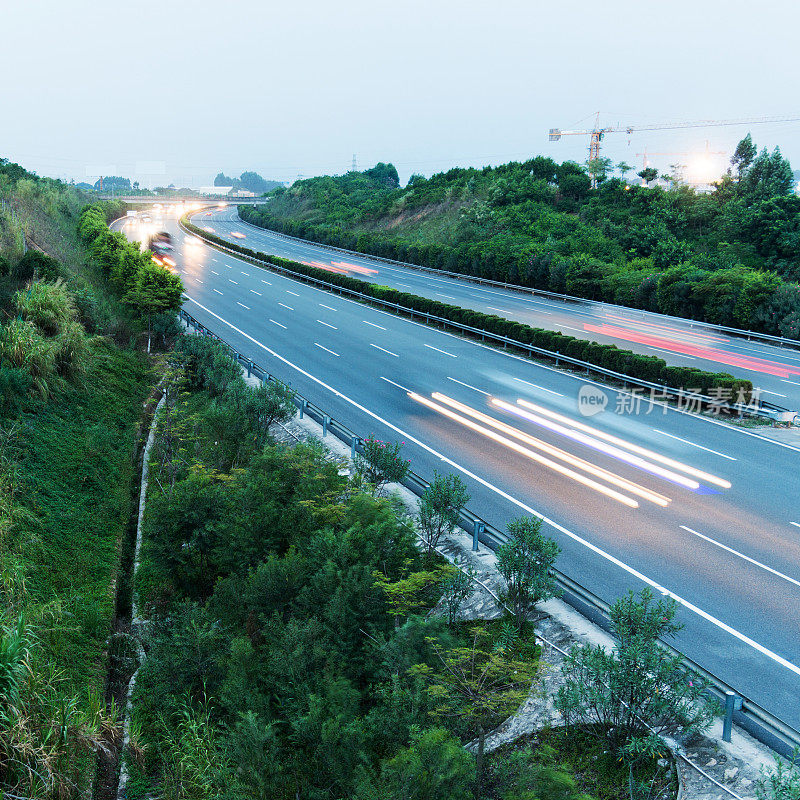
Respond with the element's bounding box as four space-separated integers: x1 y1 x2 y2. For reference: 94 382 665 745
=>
98 195 265 204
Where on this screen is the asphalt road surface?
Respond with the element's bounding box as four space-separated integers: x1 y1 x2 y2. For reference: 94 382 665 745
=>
116 210 800 732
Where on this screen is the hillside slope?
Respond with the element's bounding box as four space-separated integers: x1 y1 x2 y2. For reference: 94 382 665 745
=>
242 144 800 337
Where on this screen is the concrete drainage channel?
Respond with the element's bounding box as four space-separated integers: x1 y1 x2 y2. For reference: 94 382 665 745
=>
178 307 800 770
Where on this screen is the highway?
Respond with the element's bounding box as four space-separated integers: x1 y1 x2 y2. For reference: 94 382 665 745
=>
117 210 800 732
203 205 800 411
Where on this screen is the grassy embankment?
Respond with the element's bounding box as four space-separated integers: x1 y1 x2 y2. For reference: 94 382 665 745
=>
241 150 800 339
0 158 156 796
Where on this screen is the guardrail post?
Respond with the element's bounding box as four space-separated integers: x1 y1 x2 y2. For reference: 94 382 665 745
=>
298 399 306 419
722 691 742 742
323 415 330 437
472 520 484 552
351 435 359 460
246 360 252 378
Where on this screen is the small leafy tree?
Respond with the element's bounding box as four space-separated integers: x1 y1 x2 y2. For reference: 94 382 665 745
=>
496 516 560 630
123 261 183 352
354 435 410 495
638 167 659 185
438 566 474 627
363 726 476 800
417 472 470 554
374 562 450 628
555 588 716 753
755 750 800 800
419 625 539 793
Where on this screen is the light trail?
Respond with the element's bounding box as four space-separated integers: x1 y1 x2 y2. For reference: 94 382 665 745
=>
431 393 670 506
495 399 701 489
409 392 639 508
510 398 731 489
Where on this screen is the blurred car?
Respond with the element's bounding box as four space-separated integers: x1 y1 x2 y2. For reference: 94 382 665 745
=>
231 231 245 239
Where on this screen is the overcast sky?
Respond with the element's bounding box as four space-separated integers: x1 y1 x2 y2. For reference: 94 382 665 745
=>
4 0 799 187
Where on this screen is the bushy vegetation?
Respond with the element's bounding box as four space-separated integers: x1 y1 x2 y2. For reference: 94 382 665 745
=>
0 156 157 796
241 138 800 337
184 217 753 398
129 334 561 799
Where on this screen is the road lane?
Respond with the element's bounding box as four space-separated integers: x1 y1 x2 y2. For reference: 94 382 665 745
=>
205 206 800 409
116 212 800 729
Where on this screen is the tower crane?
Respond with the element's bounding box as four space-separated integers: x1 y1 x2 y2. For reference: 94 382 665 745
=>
549 112 800 184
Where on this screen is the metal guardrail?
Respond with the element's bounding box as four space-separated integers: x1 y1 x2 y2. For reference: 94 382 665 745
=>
179 304 800 759
181 218 793 423
236 211 800 352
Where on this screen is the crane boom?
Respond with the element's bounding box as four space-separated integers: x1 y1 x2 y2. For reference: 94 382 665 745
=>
549 112 800 186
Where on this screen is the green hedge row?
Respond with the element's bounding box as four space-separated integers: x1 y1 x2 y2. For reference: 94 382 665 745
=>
183 218 754 401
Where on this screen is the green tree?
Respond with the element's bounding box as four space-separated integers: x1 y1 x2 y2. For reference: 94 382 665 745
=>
616 161 633 182
438 566 474 627
363 727 476 800
123 261 184 352
637 167 658 185
555 588 716 753
417 472 470 554
419 625 539 793
354 435 410 495
496 516 560 631
731 133 757 180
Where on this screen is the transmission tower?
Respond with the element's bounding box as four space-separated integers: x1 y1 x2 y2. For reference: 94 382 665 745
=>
351 154 357 172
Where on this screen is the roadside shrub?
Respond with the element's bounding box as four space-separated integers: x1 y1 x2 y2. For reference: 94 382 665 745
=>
15 250 62 281
14 280 78 336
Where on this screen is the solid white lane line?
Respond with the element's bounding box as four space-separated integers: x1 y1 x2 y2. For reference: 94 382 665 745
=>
381 376 412 392
318 319 338 329
680 526 800 589
228 279 238 284
187 295 800 679
194 278 204 283
250 290 262 296
654 430 736 461
364 320 387 330
213 289 223 295
236 302 250 310
448 377 490 395
781 380 800 386
371 343 399 357
286 290 300 297
319 303 337 311
315 342 339 357
762 390 788 398
514 377 564 397
425 343 457 358
278 303 294 310
269 319 286 329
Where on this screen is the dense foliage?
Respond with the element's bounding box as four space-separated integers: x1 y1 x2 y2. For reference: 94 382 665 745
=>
0 157 154 796
214 170 284 194
130 335 553 799
241 140 800 337
184 217 753 398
